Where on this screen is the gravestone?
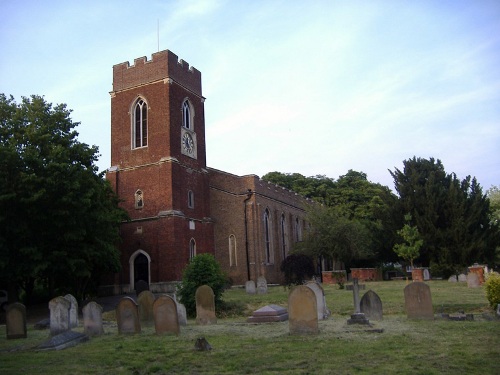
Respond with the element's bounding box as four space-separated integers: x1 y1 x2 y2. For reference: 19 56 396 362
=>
116 296 141 334
195 285 217 325
467 273 480 288
64 294 78 328
257 276 268 294
135 280 149 296
82 301 104 336
423 269 431 281
176 300 187 326
404 282 434 320
247 304 288 323
347 278 370 325
305 281 329 320
497 304 500 318
448 275 457 283
245 280 256 294
360 290 383 320
38 331 89 351
153 295 180 335
288 285 318 334
137 290 155 324
6 302 27 339
458 274 467 282
49 296 71 336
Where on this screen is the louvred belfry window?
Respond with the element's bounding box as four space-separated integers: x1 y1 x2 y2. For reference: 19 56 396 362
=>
133 99 147 148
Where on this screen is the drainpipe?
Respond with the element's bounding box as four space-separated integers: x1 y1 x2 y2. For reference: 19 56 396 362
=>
243 189 253 281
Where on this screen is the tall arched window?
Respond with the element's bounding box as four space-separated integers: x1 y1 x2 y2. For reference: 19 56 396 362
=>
229 235 237 266
295 217 302 242
264 208 273 264
133 98 147 148
281 213 287 259
182 100 193 130
189 238 196 259
135 189 144 209
188 190 194 208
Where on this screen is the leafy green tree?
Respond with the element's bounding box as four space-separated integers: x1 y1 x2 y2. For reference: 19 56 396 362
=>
0 94 127 302
177 253 227 317
280 254 315 287
393 214 423 269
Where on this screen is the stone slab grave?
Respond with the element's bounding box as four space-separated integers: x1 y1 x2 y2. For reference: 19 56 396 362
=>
257 276 268 294
49 296 71 336
153 295 180 335
64 294 78 328
441 312 474 321
404 282 434 320
467 273 480 288
116 296 141 334
137 290 155 325
195 285 217 325
245 280 256 295
305 281 330 320
360 289 383 321
38 330 89 351
82 301 104 336
347 278 370 325
6 302 27 339
247 304 288 323
288 285 318 335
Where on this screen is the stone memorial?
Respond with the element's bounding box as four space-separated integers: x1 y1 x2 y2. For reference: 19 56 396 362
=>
195 285 217 325
257 276 268 294
423 269 431 281
64 294 79 328
305 281 330 320
137 290 155 324
135 279 149 296
6 302 27 339
458 274 467 282
448 275 457 283
247 304 288 323
467 273 480 288
347 278 370 325
49 296 71 336
82 301 104 336
245 280 256 294
38 330 89 351
176 300 187 326
404 282 434 320
116 296 141 334
360 289 383 321
153 295 180 335
288 285 318 334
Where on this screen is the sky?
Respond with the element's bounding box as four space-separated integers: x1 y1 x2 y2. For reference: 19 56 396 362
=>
1 0 499 192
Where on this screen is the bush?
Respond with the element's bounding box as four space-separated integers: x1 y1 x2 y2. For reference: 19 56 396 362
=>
484 271 500 308
177 253 227 317
280 254 315 287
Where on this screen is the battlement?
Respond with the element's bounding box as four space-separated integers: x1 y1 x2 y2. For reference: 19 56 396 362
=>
112 50 202 95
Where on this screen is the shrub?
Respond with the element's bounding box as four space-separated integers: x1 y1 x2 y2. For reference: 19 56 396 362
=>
484 271 500 308
177 253 227 317
280 254 315 287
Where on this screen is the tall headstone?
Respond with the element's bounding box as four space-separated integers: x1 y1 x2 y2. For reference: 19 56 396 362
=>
305 281 329 320
153 295 180 335
423 269 431 281
116 296 141 334
49 296 71 336
6 302 27 339
176 300 187 326
195 285 217 325
347 278 370 325
82 301 104 336
64 294 78 328
404 282 434 320
137 290 155 324
257 276 268 294
288 285 318 334
467 273 480 288
245 280 256 294
360 290 383 320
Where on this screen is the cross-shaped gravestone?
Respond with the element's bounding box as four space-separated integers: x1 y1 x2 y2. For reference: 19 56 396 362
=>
347 278 370 325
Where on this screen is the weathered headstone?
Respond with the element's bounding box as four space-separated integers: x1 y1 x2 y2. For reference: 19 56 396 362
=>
195 285 217 325
347 278 370 325
288 285 318 334
404 282 434 320
6 302 27 339
448 275 457 283
176 300 187 326
245 280 256 294
135 280 149 296
257 276 268 294
458 273 467 282
64 294 78 328
423 269 431 281
247 304 288 323
116 296 141 334
305 281 329 320
137 290 155 324
153 295 180 335
82 301 104 336
360 290 383 320
49 296 71 336
467 273 480 288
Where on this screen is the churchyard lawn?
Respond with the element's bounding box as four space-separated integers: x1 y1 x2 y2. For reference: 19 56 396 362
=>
1 280 499 374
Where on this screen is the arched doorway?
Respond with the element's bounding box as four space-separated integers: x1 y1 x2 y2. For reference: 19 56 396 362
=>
129 250 151 291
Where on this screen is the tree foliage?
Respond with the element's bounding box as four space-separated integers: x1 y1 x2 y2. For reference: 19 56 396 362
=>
0 94 128 302
280 254 315 287
393 214 423 268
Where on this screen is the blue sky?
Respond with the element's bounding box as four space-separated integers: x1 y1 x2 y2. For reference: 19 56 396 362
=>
1 0 499 191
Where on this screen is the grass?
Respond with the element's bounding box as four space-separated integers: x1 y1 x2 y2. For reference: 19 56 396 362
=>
1 280 499 374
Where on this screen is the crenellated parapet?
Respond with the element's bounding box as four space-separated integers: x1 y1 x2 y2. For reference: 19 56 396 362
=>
112 49 202 95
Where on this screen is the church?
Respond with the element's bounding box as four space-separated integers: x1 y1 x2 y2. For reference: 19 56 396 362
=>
101 50 312 295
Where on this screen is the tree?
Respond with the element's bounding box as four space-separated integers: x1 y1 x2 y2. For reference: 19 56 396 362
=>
390 156 498 276
0 94 128 302
393 214 423 269
280 254 315 287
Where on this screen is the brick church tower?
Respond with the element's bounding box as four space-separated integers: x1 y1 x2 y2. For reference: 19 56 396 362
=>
106 50 214 293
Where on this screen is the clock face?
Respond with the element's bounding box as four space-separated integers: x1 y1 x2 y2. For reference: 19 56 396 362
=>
182 132 194 154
